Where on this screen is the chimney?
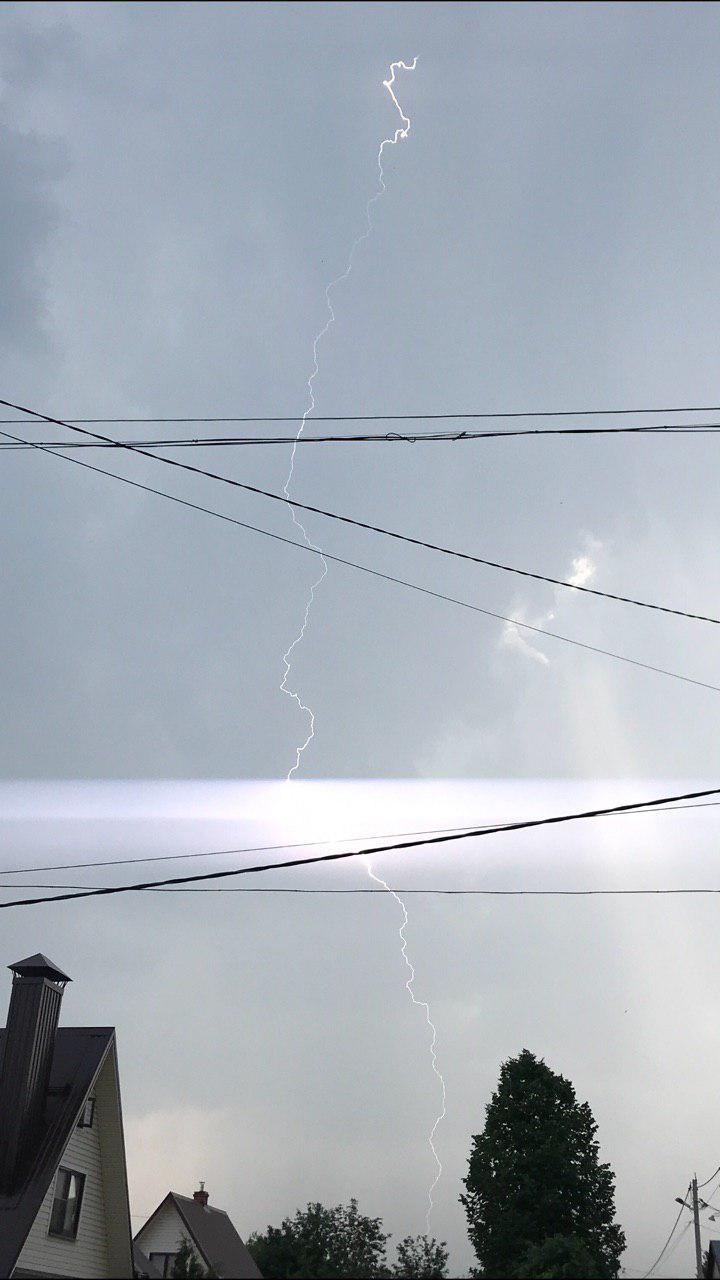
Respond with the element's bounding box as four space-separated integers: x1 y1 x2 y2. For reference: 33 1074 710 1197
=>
193 1181 209 1207
0 954 71 1193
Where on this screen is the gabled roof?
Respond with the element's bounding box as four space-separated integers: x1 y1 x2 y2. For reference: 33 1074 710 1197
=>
136 1191 263 1279
0 1025 114 1277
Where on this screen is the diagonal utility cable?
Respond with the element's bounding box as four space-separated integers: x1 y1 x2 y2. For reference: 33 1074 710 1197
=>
641 1185 692 1278
2 396 717 626
4 799 719 879
1 785 719 910
2 425 718 695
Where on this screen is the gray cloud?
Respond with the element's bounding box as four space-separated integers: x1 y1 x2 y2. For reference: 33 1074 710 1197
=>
1 4 719 1276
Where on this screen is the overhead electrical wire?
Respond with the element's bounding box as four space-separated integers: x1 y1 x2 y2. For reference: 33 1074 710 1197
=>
0 397 716 626
3 419 720 448
641 1185 692 1279
3 798 720 880
0 822 491 877
3 400 720 424
1 784 718 910
1 424 718 695
4 883 720 898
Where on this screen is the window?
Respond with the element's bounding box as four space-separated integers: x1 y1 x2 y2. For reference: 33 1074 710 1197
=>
49 1167 85 1239
77 1097 95 1128
148 1254 178 1278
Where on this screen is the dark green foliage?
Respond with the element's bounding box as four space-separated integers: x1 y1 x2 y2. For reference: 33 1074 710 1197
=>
246 1199 390 1278
460 1050 625 1279
512 1233 606 1278
393 1234 449 1277
171 1235 206 1278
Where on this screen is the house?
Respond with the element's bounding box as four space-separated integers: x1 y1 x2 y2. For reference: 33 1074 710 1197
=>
134 1184 262 1278
0 953 133 1279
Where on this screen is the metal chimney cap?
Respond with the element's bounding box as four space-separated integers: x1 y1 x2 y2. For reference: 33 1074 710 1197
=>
9 954 72 983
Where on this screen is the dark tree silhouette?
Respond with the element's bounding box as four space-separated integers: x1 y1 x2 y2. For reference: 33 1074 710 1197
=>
171 1236 210 1278
461 1050 625 1278
246 1199 390 1278
393 1234 449 1277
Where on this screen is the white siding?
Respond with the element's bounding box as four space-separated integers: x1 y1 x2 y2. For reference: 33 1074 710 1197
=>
135 1199 206 1268
14 1104 110 1277
14 1041 132 1279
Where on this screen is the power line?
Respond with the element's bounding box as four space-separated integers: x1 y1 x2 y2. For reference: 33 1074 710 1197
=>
4 798 720 880
2 398 715 626
3 402 720 424
0 823 488 876
4 883 720 897
3 420 720 449
698 1164 720 1190
641 1185 692 1278
2 424 718 695
1 785 718 911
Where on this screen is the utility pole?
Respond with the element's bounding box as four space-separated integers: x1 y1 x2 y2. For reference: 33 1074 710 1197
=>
692 1175 704 1280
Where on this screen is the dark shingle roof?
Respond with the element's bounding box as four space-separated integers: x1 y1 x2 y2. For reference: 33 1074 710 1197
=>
136 1191 263 1279
0 1025 114 1277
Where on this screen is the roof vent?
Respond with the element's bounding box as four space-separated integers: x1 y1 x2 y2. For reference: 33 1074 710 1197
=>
0 954 71 1192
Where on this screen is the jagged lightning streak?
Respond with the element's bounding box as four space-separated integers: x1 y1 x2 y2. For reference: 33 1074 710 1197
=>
279 54 444 1236
366 858 447 1232
280 58 418 779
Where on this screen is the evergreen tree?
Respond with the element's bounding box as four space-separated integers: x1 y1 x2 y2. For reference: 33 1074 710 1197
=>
171 1236 206 1278
461 1050 625 1278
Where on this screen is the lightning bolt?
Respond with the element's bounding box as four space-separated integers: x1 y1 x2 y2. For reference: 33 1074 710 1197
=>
366 858 447 1233
280 57 418 779
278 54 443 1239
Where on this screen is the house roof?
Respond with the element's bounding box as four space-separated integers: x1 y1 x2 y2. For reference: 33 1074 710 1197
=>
136 1191 263 1279
0 1025 114 1277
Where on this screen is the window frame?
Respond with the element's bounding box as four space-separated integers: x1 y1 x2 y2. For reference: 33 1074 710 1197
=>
77 1097 95 1129
48 1165 86 1240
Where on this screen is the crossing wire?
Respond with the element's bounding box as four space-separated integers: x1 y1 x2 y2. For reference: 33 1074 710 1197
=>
1 785 719 910
1 424 719 696
1 397 717 626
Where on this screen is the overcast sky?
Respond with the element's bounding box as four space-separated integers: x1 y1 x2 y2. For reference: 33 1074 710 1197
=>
2 2 720 1276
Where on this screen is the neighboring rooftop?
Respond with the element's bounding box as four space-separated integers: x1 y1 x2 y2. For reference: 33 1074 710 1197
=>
136 1189 262 1279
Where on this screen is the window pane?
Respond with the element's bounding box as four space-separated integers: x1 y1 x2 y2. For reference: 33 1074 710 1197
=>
49 1167 85 1238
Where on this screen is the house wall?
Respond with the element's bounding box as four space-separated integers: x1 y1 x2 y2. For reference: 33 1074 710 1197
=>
94 1041 133 1276
135 1199 206 1269
14 1101 110 1277
14 1043 132 1279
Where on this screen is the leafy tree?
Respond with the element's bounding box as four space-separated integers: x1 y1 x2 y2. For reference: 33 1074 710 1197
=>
512 1233 605 1278
171 1236 206 1278
246 1199 390 1278
460 1050 625 1278
393 1234 449 1277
